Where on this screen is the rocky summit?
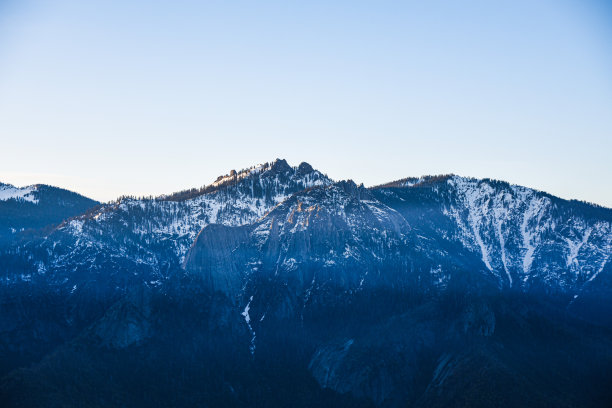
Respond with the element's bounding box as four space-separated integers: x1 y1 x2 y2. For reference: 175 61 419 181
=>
1 159 611 407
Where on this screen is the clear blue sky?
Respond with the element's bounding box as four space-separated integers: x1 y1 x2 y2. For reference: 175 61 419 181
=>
1 0 611 206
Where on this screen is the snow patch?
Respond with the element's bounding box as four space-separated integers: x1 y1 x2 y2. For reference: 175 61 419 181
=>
565 227 592 268
242 296 256 355
0 184 38 204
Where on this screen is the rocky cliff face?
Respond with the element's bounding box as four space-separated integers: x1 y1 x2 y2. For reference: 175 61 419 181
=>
185 180 416 298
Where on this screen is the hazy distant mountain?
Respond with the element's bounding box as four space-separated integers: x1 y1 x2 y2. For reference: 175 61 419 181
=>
1 160 611 407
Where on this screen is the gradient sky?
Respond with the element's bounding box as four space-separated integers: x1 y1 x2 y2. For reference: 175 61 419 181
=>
1 0 611 205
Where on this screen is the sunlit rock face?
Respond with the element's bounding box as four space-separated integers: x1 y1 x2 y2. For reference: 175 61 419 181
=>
1 161 612 407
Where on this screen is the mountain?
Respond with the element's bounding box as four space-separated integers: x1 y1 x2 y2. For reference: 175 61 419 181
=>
1 160 611 407
185 174 612 323
373 176 612 321
0 183 99 245
0 159 332 375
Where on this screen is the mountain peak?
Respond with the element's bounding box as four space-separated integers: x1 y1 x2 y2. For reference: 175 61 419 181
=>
160 159 330 202
269 158 292 173
297 162 314 174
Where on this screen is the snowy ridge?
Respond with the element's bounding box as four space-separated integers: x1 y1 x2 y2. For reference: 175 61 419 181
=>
78 160 332 261
29 160 334 290
210 164 267 188
0 184 38 204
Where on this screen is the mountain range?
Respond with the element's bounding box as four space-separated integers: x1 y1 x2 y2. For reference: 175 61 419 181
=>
1 159 611 407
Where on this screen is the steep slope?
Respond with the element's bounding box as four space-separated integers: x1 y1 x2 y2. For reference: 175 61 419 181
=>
371 175 612 323
185 180 414 297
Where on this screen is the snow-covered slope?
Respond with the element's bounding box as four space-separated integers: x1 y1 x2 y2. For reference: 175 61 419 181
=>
4 160 333 292
0 184 38 204
444 176 611 290
373 175 612 302
79 160 330 261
